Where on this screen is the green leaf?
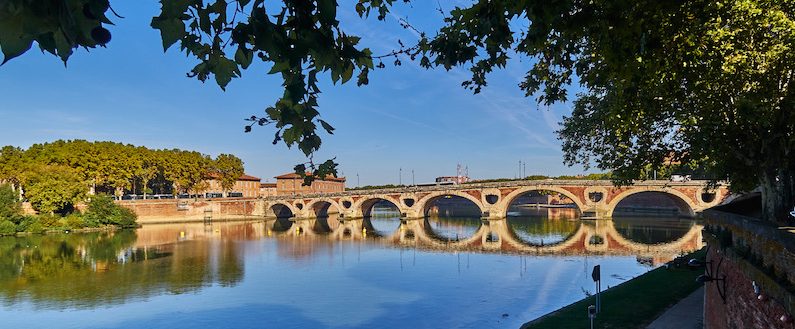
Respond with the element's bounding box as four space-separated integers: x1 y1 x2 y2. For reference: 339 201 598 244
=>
268 61 289 74
317 0 337 25
0 16 33 64
234 46 253 69
341 63 353 83
214 57 240 90
318 119 335 134
151 18 186 51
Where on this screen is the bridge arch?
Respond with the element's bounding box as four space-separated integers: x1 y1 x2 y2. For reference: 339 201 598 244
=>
606 188 696 218
500 186 585 217
415 190 486 217
353 195 402 218
269 202 297 218
305 198 343 218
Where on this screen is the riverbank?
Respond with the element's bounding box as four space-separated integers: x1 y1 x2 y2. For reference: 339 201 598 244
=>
521 249 705 329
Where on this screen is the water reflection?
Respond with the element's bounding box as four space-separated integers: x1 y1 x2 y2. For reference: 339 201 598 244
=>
612 216 697 244
0 217 703 329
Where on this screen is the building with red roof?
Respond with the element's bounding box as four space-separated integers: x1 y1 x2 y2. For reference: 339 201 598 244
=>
274 172 345 195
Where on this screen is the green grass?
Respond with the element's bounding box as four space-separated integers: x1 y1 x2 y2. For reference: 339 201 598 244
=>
522 249 705 329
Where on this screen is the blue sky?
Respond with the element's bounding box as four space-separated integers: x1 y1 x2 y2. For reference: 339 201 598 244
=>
0 1 589 186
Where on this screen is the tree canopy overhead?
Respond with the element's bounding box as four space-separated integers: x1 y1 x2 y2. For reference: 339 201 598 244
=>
2 0 793 222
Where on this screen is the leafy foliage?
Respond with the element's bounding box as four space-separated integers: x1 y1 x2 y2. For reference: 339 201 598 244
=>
409 0 795 222
0 220 15 236
23 165 86 215
83 194 137 228
0 140 248 202
0 184 20 219
212 154 244 195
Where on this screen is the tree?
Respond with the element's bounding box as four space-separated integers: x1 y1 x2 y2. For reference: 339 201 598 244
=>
0 146 24 193
408 0 795 222
23 165 87 215
131 147 158 199
213 154 244 197
0 184 20 219
161 150 210 195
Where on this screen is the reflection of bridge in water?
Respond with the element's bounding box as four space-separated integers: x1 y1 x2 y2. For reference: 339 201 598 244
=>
274 216 703 259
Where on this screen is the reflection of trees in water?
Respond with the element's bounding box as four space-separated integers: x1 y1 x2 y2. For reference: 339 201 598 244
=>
0 230 244 308
508 217 580 245
612 217 695 244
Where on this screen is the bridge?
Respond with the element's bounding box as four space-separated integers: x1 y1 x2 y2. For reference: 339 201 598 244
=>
260 180 728 220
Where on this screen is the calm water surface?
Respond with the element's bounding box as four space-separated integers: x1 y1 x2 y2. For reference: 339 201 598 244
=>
0 212 701 329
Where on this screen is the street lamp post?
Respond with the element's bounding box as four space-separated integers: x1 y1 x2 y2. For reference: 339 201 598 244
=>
412 169 415 186
399 167 402 186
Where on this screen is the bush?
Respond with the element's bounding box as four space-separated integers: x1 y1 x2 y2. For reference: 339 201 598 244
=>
112 207 137 228
0 220 16 236
37 214 61 228
25 221 45 234
84 195 137 228
64 213 85 229
15 215 38 232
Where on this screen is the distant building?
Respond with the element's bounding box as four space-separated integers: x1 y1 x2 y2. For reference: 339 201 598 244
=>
274 172 345 195
259 183 277 197
435 176 470 184
204 173 261 198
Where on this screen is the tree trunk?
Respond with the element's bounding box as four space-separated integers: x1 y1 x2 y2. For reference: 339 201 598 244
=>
760 168 795 224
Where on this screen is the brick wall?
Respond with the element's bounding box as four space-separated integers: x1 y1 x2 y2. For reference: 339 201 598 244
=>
703 210 795 329
118 198 260 223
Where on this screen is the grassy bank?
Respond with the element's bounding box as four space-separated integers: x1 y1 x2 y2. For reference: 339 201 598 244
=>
522 249 705 329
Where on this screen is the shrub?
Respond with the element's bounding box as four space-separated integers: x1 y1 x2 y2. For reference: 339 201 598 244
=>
15 215 38 232
0 220 16 236
25 221 45 234
37 214 61 228
112 207 137 228
64 213 85 229
84 195 137 228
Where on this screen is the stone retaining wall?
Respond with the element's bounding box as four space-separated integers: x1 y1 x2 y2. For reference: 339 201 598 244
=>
703 210 795 329
118 198 263 223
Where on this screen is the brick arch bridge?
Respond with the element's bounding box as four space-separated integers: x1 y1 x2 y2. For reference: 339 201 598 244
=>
262 180 728 220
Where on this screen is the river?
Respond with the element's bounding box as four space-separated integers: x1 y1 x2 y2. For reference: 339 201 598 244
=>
0 210 700 329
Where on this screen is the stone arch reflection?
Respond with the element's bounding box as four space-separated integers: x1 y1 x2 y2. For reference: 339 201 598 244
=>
612 217 696 245
506 217 581 246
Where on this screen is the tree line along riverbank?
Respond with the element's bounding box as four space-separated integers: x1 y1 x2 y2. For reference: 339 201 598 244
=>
0 140 244 216
0 184 137 236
